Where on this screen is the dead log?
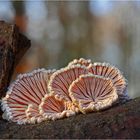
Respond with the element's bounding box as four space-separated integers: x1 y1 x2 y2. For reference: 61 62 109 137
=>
0 97 140 139
0 20 30 98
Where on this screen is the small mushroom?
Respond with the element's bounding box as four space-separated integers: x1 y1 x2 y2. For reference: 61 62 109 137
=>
88 63 128 100
48 65 89 102
1 68 55 124
69 74 118 114
39 94 76 121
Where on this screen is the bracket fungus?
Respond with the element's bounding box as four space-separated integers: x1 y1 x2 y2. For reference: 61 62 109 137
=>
69 74 118 113
48 65 89 102
88 63 128 101
39 94 76 121
1 58 129 124
1 69 56 124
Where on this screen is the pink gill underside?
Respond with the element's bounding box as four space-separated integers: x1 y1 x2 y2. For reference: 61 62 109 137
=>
41 96 65 115
69 75 117 111
88 64 126 94
50 66 89 101
41 95 76 120
5 70 52 123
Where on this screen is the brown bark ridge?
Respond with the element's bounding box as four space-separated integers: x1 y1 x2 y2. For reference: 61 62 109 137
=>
0 20 30 98
0 97 140 139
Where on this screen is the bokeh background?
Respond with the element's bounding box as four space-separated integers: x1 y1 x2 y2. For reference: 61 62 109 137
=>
0 0 140 98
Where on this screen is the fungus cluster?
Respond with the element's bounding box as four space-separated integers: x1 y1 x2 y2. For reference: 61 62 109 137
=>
1 58 129 124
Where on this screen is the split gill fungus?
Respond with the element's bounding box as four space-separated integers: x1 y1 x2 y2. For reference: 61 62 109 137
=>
1 58 129 124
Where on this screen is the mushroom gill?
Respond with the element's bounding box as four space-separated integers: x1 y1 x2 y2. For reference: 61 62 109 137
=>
1 58 129 124
69 74 118 114
39 94 76 121
48 65 89 102
88 63 128 101
1 69 55 124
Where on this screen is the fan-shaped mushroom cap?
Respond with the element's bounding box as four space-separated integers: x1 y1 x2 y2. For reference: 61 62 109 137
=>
88 63 127 98
68 58 92 67
69 74 118 114
1 68 56 124
39 94 76 121
48 65 89 102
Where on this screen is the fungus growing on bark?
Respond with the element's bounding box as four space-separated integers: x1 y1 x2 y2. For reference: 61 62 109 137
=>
69 74 118 113
88 63 128 100
1 69 55 124
1 58 129 124
48 65 89 101
39 94 76 121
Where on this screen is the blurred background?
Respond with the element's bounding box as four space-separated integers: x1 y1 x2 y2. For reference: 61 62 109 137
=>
0 0 140 98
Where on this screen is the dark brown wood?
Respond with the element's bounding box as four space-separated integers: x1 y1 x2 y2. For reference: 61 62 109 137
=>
0 97 140 139
0 20 30 98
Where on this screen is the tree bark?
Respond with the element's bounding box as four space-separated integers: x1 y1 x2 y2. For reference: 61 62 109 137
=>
0 97 140 139
0 20 30 98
